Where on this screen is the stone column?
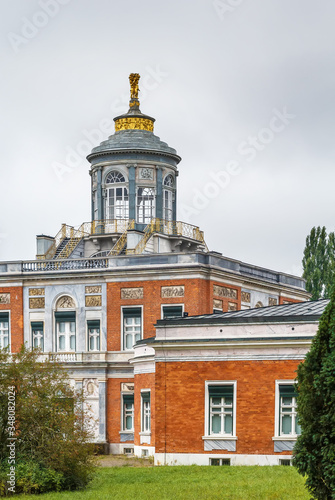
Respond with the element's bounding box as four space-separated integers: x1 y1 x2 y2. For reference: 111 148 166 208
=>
98 381 107 443
129 165 136 221
156 167 163 219
97 168 103 220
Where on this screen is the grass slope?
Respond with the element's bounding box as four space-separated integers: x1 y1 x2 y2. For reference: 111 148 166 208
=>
17 466 309 500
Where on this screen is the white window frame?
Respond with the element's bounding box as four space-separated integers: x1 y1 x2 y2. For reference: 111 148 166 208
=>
140 389 151 434
31 321 44 350
106 185 129 220
87 320 100 352
121 306 143 351
56 320 76 352
273 380 300 441
160 303 184 319
204 381 237 441
121 393 134 432
163 188 173 221
0 311 10 350
136 187 156 224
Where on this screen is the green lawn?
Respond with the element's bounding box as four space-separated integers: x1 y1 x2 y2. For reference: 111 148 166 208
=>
17 466 309 500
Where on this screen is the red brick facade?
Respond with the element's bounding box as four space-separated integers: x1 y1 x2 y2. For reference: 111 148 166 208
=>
154 360 300 456
0 286 23 353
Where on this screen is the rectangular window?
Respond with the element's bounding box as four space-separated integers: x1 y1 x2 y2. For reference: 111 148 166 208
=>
87 320 100 351
31 321 44 350
162 305 183 319
123 308 141 350
279 385 300 437
123 394 134 431
137 188 155 224
0 312 9 349
208 385 234 436
141 392 151 433
55 311 76 352
210 458 231 466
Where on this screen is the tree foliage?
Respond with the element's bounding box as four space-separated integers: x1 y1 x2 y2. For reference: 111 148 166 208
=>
302 226 335 300
0 346 96 495
294 286 335 499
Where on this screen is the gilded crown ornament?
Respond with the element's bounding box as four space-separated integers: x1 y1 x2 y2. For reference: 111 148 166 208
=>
129 73 140 100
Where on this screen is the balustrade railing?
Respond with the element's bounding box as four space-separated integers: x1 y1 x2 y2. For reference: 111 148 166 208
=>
22 257 108 272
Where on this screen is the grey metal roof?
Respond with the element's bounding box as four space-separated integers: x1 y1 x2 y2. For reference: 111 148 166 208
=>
87 129 181 161
156 299 329 327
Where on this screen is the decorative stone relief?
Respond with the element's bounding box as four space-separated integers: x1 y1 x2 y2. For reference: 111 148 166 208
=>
255 301 264 308
83 378 99 398
121 383 134 392
29 288 44 296
0 293 10 304
213 299 223 310
85 295 102 307
56 296 75 309
121 288 144 300
161 286 184 298
241 291 251 303
139 167 153 180
213 285 237 300
269 297 278 306
85 286 102 294
228 302 238 311
29 297 45 309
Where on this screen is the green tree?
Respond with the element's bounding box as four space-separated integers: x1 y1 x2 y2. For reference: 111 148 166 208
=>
0 346 96 495
294 286 335 499
302 226 335 300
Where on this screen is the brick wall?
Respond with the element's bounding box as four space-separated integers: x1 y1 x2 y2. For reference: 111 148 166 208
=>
134 372 155 446
106 278 243 351
155 359 300 455
106 279 213 351
0 286 23 353
106 377 134 444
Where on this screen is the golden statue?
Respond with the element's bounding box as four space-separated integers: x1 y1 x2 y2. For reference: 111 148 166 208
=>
129 73 140 99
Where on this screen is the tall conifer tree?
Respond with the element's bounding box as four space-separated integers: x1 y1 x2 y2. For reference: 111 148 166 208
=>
302 226 333 300
294 287 335 499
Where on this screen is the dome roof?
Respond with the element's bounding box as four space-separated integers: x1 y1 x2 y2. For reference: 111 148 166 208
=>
87 73 180 163
88 129 180 162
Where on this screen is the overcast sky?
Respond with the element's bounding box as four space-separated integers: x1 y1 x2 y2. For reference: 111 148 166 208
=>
1 0 335 276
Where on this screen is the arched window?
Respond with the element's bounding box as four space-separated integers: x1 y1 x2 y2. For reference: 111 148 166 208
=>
163 174 174 188
137 188 155 224
163 174 174 221
106 171 125 184
55 296 76 352
105 171 128 220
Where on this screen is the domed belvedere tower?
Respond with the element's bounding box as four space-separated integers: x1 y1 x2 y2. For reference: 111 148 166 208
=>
37 74 207 260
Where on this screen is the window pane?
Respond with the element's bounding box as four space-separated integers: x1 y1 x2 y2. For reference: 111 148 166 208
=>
59 322 65 333
224 415 233 434
126 335 133 349
212 397 222 406
282 415 292 434
70 335 75 350
70 322 75 333
59 336 65 350
212 415 221 433
126 416 132 430
295 419 301 435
